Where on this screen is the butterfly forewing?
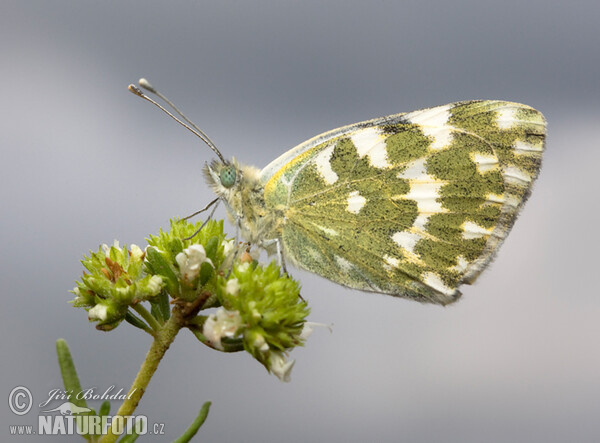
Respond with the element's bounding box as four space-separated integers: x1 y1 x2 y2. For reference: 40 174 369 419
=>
261 100 545 305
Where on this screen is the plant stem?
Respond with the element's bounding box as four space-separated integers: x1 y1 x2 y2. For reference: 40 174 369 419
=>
99 293 210 443
99 308 183 442
133 303 162 332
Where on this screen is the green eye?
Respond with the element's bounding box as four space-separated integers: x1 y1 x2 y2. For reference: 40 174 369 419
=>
220 165 237 188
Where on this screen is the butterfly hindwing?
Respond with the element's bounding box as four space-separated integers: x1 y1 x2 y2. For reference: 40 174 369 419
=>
260 100 545 305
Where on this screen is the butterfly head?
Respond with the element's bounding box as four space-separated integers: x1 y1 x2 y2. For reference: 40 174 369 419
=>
204 157 263 217
204 159 240 194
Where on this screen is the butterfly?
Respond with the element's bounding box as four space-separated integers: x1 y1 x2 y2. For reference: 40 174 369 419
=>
130 80 546 306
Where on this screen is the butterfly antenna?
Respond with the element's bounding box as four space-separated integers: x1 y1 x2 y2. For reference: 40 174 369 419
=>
137 79 215 141
128 80 227 164
181 197 219 221
182 199 220 241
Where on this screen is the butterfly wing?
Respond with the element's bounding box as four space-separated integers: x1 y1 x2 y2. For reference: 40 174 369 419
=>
261 101 546 305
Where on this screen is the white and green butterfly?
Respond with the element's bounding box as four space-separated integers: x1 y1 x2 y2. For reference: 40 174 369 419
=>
131 80 546 305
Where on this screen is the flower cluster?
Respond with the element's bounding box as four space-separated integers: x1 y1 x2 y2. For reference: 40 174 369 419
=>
72 241 164 331
72 219 313 381
144 219 233 303
206 261 310 381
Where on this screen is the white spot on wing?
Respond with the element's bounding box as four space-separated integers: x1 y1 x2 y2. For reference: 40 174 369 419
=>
395 161 448 232
405 104 453 149
313 144 338 185
404 181 446 213
426 127 454 150
405 104 451 127
451 256 469 273
335 255 353 272
308 247 324 263
392 231 421 254
462 221 493 239
351 127 390 168
504 165 532 185
505 195 521 208
393 171 447 233
514 140 543 154
496 107 518 129
383 254 400 270
413 214 430 231
398 158 427 180
314 224 339 237
346 190 366 214
485 193 505 204
471 153 499 174
423 272 455 296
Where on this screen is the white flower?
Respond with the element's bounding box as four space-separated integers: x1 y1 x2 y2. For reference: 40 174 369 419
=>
252 333 269 352
175 244 213 282
225 278 240 296
147 275 163 294
299 322 333 340
269 351 295 382
88 304 108 322
237 261 251 273
247 300 261 319
202 308 242 351
222 239 235 257
115 286 129 298
130 244 144 261
102 240 120 256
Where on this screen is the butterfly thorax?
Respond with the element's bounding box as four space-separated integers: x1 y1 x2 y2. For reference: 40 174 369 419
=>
204 158 284 251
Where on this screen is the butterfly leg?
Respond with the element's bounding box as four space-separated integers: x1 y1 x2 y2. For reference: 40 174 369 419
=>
276 238 288 274
221 215 246 278
262 238 287 274
261 238 303 300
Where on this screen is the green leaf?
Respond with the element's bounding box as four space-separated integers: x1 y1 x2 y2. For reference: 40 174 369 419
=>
125 311 151 332
56 339 88 410
99 400 111 418
55 339 91 440
199 261 214 286
117 424 140 442
150 290 170 323
172 401 212 443
204 236 219 261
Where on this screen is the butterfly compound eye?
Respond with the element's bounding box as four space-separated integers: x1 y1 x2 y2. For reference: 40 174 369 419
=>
220 165 237 188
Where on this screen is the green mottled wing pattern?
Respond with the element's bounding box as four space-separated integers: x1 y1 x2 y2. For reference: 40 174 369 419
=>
261 101 546 305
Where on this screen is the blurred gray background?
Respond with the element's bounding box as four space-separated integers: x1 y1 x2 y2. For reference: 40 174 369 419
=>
1 1 599 442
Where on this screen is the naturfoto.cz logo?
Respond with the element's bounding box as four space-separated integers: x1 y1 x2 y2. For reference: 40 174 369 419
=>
8 385 165 437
